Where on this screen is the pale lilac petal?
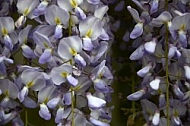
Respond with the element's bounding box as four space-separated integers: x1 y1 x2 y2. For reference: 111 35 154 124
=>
64 92 71 105
18 86 28 102
66 75 78 87
99 29 109 40
94 79 109 93
127 6 141 22
86 92 106 109
3 35 13 50
55 107 64 124
75 7 86 20
21 44 36 58
15 15 26 28
47 97 61 109
152 110 160 125
179 31 187 47
150 78 160 90
39 104 51 120
144 39 157 54
0 17 14 34
127 89 145 101
19 25 32 45
173 84 184 99
22 96 37 108
129 45 144 60
74 54 86 67
39 48 52 64
168 45 177 59
130 22 143 39
137 65 151 77
184 65 190 80
150 0 159 14
82 37 94 51
45 5 69 26
94 5 108 19
159 94 166 108
54 25 63 39
33 1 48 16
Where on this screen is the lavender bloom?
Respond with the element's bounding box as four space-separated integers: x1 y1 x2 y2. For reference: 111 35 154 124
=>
15 0 39 27
50 64 78 86
58 36 86 67
45 5 69 39
0 17 16 50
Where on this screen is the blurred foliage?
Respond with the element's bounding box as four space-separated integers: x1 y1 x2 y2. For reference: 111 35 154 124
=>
109 1 145 126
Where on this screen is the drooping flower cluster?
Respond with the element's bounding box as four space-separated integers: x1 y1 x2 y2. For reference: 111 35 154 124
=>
0 0 114 125
127 0 190 125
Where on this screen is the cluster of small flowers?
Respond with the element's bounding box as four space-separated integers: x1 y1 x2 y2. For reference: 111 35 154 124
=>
127 0 190 125
0 0 114 125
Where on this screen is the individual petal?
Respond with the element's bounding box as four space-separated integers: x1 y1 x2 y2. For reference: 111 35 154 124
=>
178 30 187 47
45 5 69 26
149 78 161 90
22 96 37 108
144 38 157 54
47 97 61 109
127 89 145 101
39 104 51 120
21 44 36 58
33 31 52 49
127 6 141 22
137 64 152 77
3 35 13 50
74 54 86 67
66 75 78 87
90 41 108 63
39 48 52 64
15 15 26 28
82 37 94 51
93 79 109 93
152 110 160 125
130 22 143 39
173 84 184 99
33 1 48 16
99 29 109 40
18 25 32 45
184 65 190 80
64 92 71 105
94 5 108 19
150 0 159 14
0 17 14 34
129 45 145 60
18 86 28 102
54 25 63 39
55 107 64 124
86 92 106 109
75 7 86 20
168 45 177 59
159 94 166 108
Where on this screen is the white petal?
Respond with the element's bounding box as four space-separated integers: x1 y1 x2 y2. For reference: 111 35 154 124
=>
150 78 160 90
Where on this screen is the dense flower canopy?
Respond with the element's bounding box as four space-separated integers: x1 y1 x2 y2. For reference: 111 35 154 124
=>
0 0 114 125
